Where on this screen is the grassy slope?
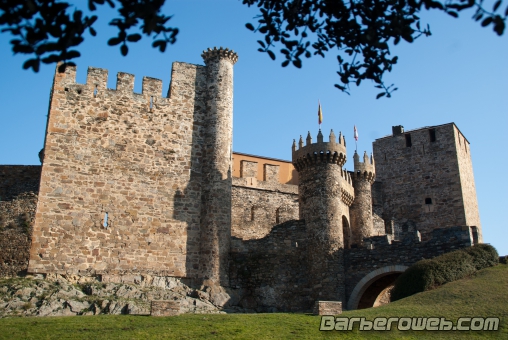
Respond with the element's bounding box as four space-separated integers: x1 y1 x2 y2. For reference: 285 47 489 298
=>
0 264 506 340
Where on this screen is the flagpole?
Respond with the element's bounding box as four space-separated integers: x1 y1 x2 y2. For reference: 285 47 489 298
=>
354 125 358 153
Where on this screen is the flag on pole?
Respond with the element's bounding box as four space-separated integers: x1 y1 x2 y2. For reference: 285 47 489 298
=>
318 101 323 126
354 125 358 141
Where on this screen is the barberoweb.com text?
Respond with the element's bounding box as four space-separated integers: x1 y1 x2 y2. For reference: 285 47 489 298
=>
320 316 500 331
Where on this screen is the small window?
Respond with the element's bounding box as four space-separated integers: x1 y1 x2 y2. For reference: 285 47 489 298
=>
250 206 255 221
429 129 436 142
425 198 432 205
103 212 108 228
275 208 280 224
405 134 412 147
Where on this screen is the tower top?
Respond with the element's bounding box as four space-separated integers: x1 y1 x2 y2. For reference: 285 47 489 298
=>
202 47 239 65
292 129 347 171
353 150 375 183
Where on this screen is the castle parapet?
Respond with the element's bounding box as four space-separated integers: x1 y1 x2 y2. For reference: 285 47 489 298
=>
53 65 167 99
201 47 239 65
292 129 347 171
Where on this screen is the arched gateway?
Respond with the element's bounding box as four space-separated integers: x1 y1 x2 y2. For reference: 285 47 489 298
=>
347 265 408 310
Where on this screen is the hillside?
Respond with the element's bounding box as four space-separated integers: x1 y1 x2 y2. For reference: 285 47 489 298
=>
0 264 506 339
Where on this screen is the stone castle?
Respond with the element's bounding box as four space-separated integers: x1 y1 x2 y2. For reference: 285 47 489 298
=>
0 47 482 313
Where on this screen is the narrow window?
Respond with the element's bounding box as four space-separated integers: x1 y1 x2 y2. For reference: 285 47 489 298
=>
422 145 425 154
250 206 255 221
425 198 432 205
275 208 280 224
471 226 479 245
150 96 154 110
384 153 387 161
93 85 98 98
103 212 108 228
405 133 412 147
429 128 436 142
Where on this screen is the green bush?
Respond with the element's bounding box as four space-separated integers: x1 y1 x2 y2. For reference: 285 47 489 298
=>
391 244 499 302
463 244 499 270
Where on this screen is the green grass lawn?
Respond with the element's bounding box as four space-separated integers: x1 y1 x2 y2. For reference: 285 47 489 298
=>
0 264 506 340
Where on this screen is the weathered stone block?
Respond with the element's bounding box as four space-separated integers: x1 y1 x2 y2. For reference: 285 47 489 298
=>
150 300 181 316
313 301 342 315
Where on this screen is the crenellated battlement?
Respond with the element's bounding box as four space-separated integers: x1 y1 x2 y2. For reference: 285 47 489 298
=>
340 168 355 206
202 47 239 65
292 129 347 171
55 64 166 98
353 151 375 183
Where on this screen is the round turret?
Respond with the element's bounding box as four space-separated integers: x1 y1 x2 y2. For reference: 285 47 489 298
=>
292 129 350 303
350 151 376 247
200 47 238 287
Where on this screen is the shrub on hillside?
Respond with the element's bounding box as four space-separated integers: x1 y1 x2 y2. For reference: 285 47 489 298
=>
463 244 499 270
391 244 499 301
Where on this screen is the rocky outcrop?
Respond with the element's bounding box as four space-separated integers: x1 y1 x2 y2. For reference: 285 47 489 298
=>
0 275 247 317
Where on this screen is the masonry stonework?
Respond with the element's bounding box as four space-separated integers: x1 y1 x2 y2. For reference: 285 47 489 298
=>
373 124 482 241
0 48 485 313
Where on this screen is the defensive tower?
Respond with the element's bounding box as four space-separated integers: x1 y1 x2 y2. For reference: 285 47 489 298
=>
292 129 354 303
200 47 238 286
350 151 376 247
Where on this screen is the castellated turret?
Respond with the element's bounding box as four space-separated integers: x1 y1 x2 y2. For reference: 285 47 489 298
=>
200 47 238 286
349 151 376 247
292 129 355 303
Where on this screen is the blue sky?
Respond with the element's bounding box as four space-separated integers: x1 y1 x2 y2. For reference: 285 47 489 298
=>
0 1 506 255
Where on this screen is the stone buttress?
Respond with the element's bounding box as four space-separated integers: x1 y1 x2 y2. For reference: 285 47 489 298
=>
292 129 354 303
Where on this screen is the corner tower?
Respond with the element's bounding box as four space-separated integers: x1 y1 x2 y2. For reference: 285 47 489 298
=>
292 129 354 303
200 47 238 286
350 151 376 247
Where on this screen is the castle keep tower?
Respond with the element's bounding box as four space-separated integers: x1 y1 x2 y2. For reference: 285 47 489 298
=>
292 129 354 303
200 48 238 286
350 151 376 246
373 124 482 241
27 47 238 285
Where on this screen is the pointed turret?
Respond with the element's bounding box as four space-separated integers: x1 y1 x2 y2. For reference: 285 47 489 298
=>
329 129 336 143
317 129 324 143
306 131 312 146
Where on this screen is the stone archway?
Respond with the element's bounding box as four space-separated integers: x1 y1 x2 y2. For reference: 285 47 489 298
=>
347 265 408 310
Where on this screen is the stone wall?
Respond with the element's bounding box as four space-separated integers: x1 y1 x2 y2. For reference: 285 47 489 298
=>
0 192 38 276
0 166 41 201
372 123 480 238
232 177 298 240
28 61 210 278
229 220 313 312
0 166 40 277
454 127 482 242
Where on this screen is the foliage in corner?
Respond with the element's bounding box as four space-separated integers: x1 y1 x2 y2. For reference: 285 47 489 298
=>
243 0 507 98
391 244 499 301
0 0 178 72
